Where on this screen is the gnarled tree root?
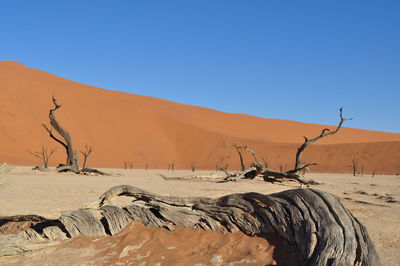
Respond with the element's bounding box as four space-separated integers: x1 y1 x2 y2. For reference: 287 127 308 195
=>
0 185 379 265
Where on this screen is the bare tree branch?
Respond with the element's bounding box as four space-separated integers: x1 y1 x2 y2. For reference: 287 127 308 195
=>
80 144 93 169
294 107 352 171
28 146 57 168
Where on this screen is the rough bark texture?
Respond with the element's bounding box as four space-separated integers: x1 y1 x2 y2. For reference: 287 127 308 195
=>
42 96 79 172
0 185 379 265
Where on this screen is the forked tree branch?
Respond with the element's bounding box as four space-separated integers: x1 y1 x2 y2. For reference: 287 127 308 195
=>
294 107 352 171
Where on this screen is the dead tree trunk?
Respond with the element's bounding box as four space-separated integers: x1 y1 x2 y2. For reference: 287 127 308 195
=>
233 144 246 171
0 185 379 265
42 96 79 172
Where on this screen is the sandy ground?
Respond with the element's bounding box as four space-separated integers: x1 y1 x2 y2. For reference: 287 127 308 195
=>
0 167 399 265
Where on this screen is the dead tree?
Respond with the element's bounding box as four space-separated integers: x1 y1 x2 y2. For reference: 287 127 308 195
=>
372 169 376 178
351 157 359 176
171 161 175 171
161 108 351 186
191 162 196 172
129 162 133 170
80 144 93 169
145 162 149 171
262 157 270 168
28 146 56 168
42 96 79 172
294 108 352 171
0 185 379 265
39 96 107 175
233 144 246 171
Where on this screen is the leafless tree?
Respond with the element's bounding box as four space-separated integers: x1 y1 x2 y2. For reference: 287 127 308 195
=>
42 96 79 172
233 144 246 171
191 162 196 172
171 161 175 171
224 108 351 185
39 96 108 175
163 108 351 186
28 146 56 168
279 163 287 173
361 165 364 177
145 162 149 171
351 157 358 176
372 169 376 178
80 144 93 169
262 157 270 168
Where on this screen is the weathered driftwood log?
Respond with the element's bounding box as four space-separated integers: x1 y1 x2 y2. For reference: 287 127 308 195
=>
0 185 378 265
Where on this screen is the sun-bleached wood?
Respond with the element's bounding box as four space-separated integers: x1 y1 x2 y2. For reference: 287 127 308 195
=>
0 185 379 265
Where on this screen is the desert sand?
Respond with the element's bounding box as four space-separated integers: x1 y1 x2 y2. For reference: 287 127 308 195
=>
1 61 400 174
0 167 399 265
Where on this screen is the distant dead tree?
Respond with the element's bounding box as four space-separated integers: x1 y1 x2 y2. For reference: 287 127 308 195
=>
361 165 364 177
168 163 171 171
351 157 359 176
28 146 56 168
191 162 196 172
123 161 133 170
394 163 400 175
163 108 351 186
80 144 93 169
372 169 376 178
233 144 246 171
145 162 149 171
222 108 351 185
279 163 287 173
171 161 175 171
262 157 270 168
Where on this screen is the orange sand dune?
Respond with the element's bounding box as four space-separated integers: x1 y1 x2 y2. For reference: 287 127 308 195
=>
0 61 399 173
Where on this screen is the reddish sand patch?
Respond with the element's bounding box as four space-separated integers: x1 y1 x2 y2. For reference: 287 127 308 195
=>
1 61 399 173
2 222 299 265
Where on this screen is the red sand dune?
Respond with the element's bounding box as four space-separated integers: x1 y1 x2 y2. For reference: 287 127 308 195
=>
1 61 399 174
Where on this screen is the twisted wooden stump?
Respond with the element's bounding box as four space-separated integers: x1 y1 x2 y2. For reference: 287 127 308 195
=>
0 186 379 265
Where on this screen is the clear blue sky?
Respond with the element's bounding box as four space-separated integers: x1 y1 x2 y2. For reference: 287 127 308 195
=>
1 1 399 133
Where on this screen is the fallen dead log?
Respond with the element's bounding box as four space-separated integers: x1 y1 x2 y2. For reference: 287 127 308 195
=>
32 166 109 175
0 185 379 265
